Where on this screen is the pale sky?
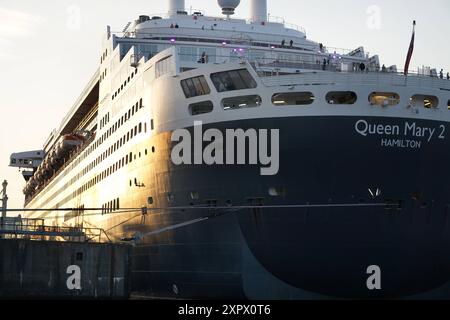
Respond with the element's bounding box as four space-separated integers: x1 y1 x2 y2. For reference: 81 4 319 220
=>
1 0 449 209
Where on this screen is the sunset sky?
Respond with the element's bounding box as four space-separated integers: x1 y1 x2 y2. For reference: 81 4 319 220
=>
1 0 449 209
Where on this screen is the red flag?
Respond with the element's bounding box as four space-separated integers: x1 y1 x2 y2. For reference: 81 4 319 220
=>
404 21 416 75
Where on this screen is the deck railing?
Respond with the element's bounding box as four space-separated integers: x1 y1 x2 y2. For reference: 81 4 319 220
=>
25 133 96 206
0 217 110 243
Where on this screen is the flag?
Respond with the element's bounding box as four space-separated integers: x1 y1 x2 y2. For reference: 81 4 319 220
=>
404 21 416 76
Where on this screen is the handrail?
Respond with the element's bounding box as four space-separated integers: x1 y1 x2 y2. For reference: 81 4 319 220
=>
0 217 110 243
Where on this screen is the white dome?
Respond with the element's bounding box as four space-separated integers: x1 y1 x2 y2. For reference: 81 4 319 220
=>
217 0 241 15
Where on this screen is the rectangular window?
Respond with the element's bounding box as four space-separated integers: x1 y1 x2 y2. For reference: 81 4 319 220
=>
181 76 211 98
210 69 257 92
156 56 172 78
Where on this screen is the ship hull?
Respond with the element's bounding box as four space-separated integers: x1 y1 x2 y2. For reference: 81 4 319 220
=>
127 115 450 299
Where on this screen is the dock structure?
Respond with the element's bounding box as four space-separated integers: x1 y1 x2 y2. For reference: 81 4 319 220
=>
0 238 131 299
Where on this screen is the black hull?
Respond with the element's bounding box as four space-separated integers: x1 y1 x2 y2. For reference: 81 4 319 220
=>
128 116 450 299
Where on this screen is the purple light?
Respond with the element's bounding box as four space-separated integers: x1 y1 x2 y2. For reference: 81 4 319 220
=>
170 38 176 43
271 46 275 49
239 48 244 52
222 41 227 46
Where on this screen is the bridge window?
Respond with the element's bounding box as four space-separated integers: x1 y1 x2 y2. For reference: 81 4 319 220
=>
411 94 439 109
155 56 172 78
272 92 315 106
222 95 262 110
189 101 214 115
326 91 357 105
369 92 400 107
211 69 257 92
181 76 211 98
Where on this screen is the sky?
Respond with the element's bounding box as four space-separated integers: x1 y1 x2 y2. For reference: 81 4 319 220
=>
0 0 449 210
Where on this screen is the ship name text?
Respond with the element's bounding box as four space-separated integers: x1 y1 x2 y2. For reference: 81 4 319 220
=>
355 119 446 149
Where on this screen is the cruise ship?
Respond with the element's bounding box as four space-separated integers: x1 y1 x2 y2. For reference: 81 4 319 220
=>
9 0 450 299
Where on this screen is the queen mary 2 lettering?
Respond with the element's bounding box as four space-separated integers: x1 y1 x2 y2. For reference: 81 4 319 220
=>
355 119 446 149
9 0 450 300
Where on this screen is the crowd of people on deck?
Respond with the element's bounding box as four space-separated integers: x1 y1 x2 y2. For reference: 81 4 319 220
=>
168 22 450 80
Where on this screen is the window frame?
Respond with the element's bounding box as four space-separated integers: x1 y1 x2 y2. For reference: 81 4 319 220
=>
368 92 400 107
210 69 257 93
222 95 262 110
326 91 358 105
181 75 211 98
189 100 214 115
272 92 315 106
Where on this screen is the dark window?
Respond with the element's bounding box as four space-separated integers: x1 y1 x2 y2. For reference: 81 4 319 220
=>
189 101 214 115
210 69 257 92
272 92 315 106
222 95 262 110
139 123 142 133
181 76 211 98
326 91 357 105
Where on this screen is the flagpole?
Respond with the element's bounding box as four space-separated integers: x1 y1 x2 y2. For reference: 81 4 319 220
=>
404 20 416 76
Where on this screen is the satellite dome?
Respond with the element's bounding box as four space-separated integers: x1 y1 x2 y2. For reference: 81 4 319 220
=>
217 0 241 16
